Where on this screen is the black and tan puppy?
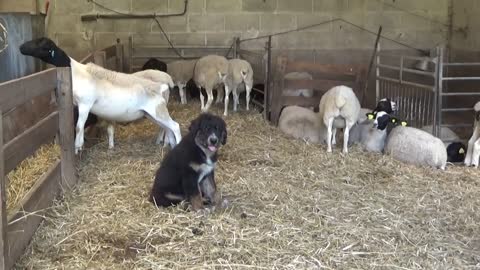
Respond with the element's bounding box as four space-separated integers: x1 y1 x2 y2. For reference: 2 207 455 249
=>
150 113 227 211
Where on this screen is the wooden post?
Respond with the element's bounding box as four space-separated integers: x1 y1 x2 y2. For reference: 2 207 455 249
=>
94 51 107 68
264 35 272 122
116 39 124 73
56 68 77 190
128 36 133 73
0 111 7 269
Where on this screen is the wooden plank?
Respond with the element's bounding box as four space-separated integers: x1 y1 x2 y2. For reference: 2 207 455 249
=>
79 53 94 64
56 68 77 190
0 112 8 270
285 61 360 76
281 96 320 108
6 161 61 270
3 112 58 174
116 43 124 72
283 79 355 91
0 69 56 113
94 51 107 68
104 45 117 60
3 92 57 144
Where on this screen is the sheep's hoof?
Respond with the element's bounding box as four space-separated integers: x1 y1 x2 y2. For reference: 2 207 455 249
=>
223 112 228 117
327 148 332 153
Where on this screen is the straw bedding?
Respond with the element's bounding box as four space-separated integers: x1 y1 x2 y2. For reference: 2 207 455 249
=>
14 100 480 269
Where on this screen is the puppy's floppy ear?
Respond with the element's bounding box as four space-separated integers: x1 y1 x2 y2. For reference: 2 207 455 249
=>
221 128 228 145
188 115 202 135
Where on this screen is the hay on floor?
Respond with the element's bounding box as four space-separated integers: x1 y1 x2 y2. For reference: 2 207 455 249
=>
15 100 480 269
7 143 60 212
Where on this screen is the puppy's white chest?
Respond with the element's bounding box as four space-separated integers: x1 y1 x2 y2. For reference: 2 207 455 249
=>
190 159 216 184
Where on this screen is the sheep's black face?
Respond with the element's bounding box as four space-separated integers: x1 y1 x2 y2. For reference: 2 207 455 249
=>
189 113 227 154
19 37 70 67
375 98 397 114
371 111 407 131
446 142 466 163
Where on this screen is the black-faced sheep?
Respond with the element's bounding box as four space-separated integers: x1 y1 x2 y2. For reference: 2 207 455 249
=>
142 58 167 72
464 101 480 167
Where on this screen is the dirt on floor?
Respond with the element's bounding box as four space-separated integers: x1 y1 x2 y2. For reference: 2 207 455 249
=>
15 100 480 269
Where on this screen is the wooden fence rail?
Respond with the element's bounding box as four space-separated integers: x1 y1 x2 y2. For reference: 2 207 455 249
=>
0 40 124 269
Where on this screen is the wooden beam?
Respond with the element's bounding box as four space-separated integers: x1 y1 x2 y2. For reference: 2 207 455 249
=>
3 112 58 174
0 112 7 270
6 161 61 270
104 45 117 60
116 43 124 72
0 69 56 113
94 51 107 68
56 68 77 190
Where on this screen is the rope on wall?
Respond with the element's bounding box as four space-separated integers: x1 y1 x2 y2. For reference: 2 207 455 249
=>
0 21 7 54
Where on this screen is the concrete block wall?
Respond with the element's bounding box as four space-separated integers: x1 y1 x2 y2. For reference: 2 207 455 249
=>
44 0 450 60
450 0 480 61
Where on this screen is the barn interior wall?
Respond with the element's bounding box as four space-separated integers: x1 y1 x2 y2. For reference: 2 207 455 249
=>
41 0 450 108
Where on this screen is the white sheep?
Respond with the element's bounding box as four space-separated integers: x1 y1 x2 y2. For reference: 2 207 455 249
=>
167 59 197 104
318 85 361 153
464 101 480 167
20 37 182 154
384 126 447 170
283 71 313 98
224 58 254 116
278 106 326 144
193 55 229 113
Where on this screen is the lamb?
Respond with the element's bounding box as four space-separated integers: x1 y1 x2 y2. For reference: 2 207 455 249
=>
318 85 361 153
142 57 167 72
464 101 480 167
420 125 466 163
283 71 313 98
384 125 447 170
223 58 254 116
166 59 197 104
278 105 326 144
20 37 181 154
349 111 407 153
372 98 396 115
193 55 229 113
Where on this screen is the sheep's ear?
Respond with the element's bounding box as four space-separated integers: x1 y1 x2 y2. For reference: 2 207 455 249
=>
366 113 375 120
459 147 465 154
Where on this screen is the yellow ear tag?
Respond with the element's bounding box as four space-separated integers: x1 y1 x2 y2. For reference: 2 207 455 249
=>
459 148 465 154
401 121 407 126
367 114 374 120
391 119 396 123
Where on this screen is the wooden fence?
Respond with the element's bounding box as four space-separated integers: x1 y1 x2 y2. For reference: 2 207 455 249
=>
0 41 124 269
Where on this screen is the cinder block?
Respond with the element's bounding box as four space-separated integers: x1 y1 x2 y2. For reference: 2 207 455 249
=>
169 0 204 13
113 19 151 33
152 16 188 32
189 14 225 32
49 15 82 32
275 31 336 49
206 0 241 13
225 14 259 31
95 32 132 50
55 1 93 14
57 32 93 59
169 33 206 46
277 0 313 12
239 31 278 50
206 32 240 46
348 0 366 10
399 14 433 31
313 0 347 12
260 14 295 31
132 33 170 46
242 0 276 12
297 14 333 31
365 12 402 30
84 19 115 33
132 0 168 12
94 0 131 13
